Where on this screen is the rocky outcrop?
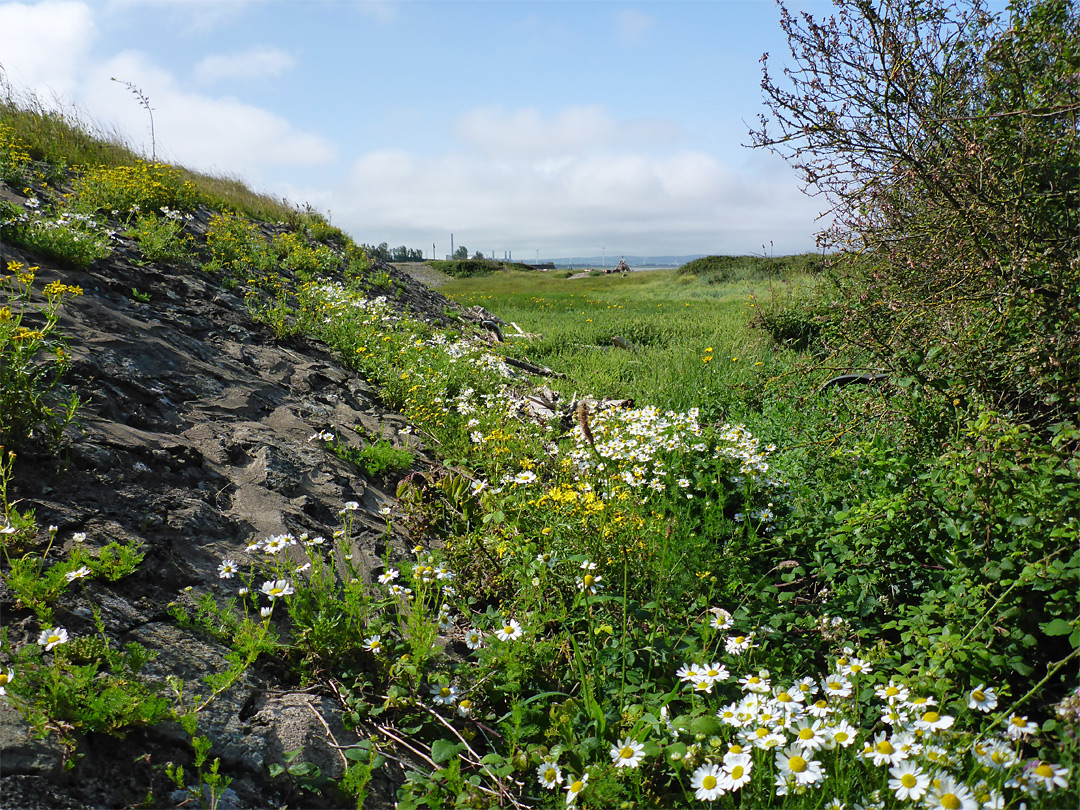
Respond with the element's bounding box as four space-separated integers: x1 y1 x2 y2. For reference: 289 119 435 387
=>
0 200 453 807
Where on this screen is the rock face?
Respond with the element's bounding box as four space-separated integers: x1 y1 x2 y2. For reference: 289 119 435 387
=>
0 203 454 807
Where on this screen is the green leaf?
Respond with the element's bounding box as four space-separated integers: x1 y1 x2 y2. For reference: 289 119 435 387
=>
1042 618 1074 636
430 739 466 764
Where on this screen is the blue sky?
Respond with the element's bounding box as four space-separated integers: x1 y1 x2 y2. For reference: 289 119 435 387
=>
0 0 829 259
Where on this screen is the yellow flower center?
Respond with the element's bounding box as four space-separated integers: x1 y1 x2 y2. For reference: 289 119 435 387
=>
789 755 808 773
748 676 759 684
876 740 895 755
0 673 8 685
702 775 717 790
815 700 829 709
972 690 985 702
799 728 815 741
923 711 940 724
503 625 514 634
619 746 634 760
735 636 745 644
901 773 917 788
942 793 961 810
755 727 768 738
729 745 743 754
1036 764 1054 779
834 731 849 743
570 780 583 793
583 575 595 588
731 765 745 780
544 768 556 781
886 686 900 696
48 634 60 644
440 687 451 698
777 692 793 702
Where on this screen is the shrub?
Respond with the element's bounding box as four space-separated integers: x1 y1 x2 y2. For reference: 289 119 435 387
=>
752 0 1080 430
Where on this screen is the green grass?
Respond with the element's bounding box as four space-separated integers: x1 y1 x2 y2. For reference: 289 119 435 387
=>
442 269 817 420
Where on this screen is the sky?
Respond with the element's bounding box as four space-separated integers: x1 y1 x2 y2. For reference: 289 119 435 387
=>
0 0 832 260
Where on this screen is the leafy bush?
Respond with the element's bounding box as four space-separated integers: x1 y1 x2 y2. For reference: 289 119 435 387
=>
752 0 1080 429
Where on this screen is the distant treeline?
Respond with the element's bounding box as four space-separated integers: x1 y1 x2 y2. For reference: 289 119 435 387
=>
363 242 425 262
676 253 825 283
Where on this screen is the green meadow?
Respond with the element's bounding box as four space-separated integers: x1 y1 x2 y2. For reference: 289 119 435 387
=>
443 266 819 421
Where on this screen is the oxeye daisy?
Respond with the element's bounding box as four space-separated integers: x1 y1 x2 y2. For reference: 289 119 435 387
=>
862 731 907 767
1005 714 1040 739
364 635 383 653
495 618 522 641
775 744 824 787
791 718 828 751
378 568 399 585
841 656 871 676
875 680 910 704
824 718 858 749
820 674 852 698
537 760 561 790
430 684 459 706
564 772 588 804
725 633 755 654
709 609 733 630
925 773 977 810
580 570 603 595
65 565 91 582
700 662 729 684
260 579 294 600
217 559 239 579
888 761 930 801
0 666 13 696
967 683 998 712
37 627 69 650
464 628 484 650
609 737 645 768
691 762 726 801
456 698 473 718
677 663 704 683
914 709 954 733
1026 760 1070 792
720 752 753 791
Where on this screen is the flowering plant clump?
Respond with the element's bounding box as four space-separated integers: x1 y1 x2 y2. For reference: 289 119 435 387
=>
67 161 198 221
0 123 31 183
1 201 113 269
0 260 82 448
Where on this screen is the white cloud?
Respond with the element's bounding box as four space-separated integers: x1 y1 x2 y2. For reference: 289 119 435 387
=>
193 46 296 84
614 9 653 44
338 124 821 256
455 105 679 160
0 1 94 98
83 52 336 179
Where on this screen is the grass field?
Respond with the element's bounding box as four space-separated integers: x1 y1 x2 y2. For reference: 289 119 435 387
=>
443 269 820 422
